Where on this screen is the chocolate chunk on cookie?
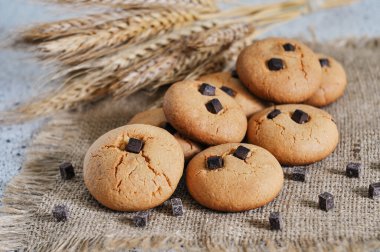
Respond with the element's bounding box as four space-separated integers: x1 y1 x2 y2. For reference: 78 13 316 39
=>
163 80 247 145
198 72 266 117
128 108 202 161
83 124 184 211
186 143 284 212
236 38 321 103
305 54 347 107
247 104 339 165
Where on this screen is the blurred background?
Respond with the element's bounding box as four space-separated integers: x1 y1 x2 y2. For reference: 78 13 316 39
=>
0 0 379 200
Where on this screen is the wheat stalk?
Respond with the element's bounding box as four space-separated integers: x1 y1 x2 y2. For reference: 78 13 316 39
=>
36 8 199 63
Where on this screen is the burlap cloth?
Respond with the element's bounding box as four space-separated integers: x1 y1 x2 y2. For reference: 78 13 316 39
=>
1 39 380 251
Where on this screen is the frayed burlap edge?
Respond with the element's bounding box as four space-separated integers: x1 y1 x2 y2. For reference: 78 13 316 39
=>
1 39 380 251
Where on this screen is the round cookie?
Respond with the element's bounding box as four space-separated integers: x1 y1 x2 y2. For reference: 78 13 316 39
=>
236 37 322 103
305 54 347 107
197 71 266 117
83 124 184 211
163 80 247 145
186 143 284 212
128 108 203 160
247 104 339 165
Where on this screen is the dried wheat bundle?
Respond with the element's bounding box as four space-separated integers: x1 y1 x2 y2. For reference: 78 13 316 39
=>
1 0 357 123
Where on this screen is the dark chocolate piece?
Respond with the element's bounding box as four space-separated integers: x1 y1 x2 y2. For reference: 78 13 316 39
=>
133 211 149 227
267 109 281 119
231 70 239 78
6 139 10 143
233 145 250 161
163 123 177 135
52 204 69 222
269 212 282 230
220 86 236 97
369 182 380 200
283 43 295 51
292 168 307 182
207 156 224 169
319 192 334 212
319 58 330 67
346 162 361 178
171 198 184 216
59 162 75 180
199 83 216 96
126 138 143 153
267 58 284 71
291 109 310 124
205 98 223 114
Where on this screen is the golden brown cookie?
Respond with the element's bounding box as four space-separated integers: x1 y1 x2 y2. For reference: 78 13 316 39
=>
236 38 322 103
186 143 284 212
197 71 266 117
83 124 184 211
163 80 247 145
128 108 203 160
247 104 339 165
305 54 347 107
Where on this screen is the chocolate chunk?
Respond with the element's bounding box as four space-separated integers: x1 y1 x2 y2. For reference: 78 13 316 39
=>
52 204 69 222
6 139 10 143
267 109 281 119
233 145 250 161
171 198 184 216
369 182 380 200
205 98 223 114
283 43 295 51
291 109 310 124
220 86 236 97
133 211 149 227
269 212 282 230
292 168 307 182
207 156 223 169
346 162 361 178
163 123 177 135
199 83 216 96
267 58 284 71
231 70 239 78
126 138 143 153
319 58 330 67
59 162 75 180
319 192 334 212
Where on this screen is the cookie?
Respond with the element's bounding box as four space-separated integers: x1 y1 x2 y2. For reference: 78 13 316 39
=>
197 71 266 117
305 54 347 107
247 104 339 165
163 80 247 145
186 143 284 212
83 124 184 211
128 108 203 160
236 38 322 103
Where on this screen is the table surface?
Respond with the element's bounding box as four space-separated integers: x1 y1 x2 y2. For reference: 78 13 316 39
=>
0 0 379 201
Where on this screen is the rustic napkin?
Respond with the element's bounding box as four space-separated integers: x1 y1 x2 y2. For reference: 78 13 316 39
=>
1 40 379 251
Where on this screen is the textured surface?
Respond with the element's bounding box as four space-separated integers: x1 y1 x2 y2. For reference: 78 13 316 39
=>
1 41 379 251
1 0 380 202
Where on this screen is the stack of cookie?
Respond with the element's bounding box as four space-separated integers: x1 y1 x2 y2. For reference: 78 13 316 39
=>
83 37 347 214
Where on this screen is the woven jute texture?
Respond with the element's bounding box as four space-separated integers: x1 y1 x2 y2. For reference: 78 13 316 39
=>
1 40 380 251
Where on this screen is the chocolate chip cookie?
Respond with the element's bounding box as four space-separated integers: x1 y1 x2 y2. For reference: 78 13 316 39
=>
247 104 339 165
84 124 184 211
236 38 322 103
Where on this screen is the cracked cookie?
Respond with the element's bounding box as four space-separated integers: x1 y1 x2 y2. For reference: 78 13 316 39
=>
197 71 266 117
247 104 339 165
305 54 347 107
163 80 247 145
186 143 284 212
128 108 203 161
236 38 322 103
83 124 184 211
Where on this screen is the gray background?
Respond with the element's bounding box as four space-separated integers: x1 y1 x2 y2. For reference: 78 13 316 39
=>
0 0 379 201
